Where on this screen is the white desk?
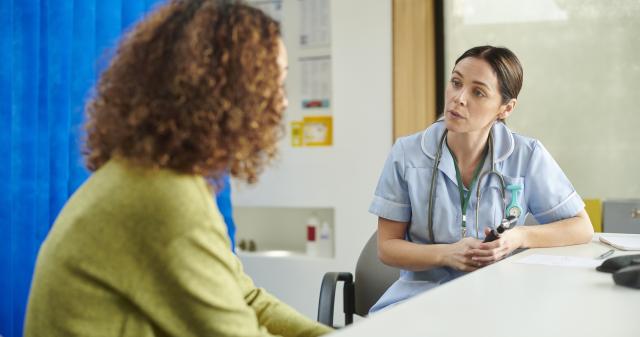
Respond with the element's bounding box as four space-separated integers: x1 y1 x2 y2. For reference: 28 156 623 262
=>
329 238 640 337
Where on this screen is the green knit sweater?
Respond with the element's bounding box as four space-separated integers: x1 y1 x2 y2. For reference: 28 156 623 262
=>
24 159 332 337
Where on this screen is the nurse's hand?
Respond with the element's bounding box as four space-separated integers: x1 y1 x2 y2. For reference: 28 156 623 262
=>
469 228 525 265
441 237 484 272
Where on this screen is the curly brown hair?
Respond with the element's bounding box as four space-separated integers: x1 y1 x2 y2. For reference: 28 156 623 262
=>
84 0 284 184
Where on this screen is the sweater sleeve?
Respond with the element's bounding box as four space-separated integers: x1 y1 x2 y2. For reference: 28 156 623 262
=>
235 255 333 337
133 224 332 337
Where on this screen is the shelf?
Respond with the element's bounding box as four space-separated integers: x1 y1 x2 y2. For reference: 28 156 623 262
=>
234 206 335 257
237 250 334 262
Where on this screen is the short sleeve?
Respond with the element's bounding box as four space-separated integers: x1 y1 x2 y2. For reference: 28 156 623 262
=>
524 141 585 224
368 139 412 222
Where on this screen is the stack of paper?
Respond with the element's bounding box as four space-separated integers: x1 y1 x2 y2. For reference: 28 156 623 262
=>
599 234 640 251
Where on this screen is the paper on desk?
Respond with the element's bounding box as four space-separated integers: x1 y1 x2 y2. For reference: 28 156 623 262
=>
599 234 640 250
516 254 602 268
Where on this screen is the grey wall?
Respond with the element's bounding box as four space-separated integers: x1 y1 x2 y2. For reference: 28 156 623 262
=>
444 0 640 199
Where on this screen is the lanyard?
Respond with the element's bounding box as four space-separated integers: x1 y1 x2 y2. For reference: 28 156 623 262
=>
447 143 488 238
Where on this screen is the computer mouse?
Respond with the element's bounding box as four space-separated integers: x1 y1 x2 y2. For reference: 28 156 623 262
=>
613 264 640 289
596 254 640 273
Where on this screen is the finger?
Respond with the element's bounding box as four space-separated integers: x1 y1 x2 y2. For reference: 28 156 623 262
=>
475 260 493 268
459 264 478 272
471 255 499 263
452 259 468 271
456 256 479 269
496 246 512 260
463 238 484 249
478 241 501 250
472 259 492 268
463 249 481 258
491 243 510 256
468 248 497 257
472 246 510 262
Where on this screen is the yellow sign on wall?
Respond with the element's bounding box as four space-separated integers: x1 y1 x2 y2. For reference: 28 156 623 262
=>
303 116 332 146
290 116 333 147
290 121 304 147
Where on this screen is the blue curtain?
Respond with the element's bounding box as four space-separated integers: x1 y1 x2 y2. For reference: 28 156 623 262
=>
0 1 166 336
217 174 237 252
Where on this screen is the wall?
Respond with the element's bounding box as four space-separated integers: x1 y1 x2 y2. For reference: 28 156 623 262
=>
444 0 640 200
233 0 393 321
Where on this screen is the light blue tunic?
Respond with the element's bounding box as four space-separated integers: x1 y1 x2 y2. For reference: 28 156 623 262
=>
368 120 585 312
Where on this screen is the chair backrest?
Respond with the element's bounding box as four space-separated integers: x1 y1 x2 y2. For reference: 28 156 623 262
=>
353 231 399 316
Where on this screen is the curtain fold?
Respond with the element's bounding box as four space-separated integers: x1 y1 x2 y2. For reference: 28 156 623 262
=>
9 3 42 337
0 0 15 335
0 1 163 336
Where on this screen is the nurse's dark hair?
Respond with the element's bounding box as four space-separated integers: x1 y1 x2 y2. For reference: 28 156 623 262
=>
455 46 523 104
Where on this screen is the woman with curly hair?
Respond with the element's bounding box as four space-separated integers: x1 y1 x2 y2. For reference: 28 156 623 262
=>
24 1 332 336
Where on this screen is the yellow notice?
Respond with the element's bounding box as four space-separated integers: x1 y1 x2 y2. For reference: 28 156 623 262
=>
290 121 304 147
302 115 332 147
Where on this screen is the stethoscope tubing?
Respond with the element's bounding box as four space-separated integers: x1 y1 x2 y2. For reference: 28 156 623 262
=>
408 127 507 243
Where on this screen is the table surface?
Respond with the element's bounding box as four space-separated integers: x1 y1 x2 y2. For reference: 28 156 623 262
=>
328 236 640 337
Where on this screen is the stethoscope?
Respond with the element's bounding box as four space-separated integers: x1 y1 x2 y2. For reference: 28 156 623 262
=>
410 127 523 243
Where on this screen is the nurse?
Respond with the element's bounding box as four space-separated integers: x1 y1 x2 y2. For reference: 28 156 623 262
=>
368 46 594 312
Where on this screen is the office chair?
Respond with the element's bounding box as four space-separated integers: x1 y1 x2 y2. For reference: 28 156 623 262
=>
317 231 399 327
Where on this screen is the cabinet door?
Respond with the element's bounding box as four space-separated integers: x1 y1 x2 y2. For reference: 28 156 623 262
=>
603 200 640 234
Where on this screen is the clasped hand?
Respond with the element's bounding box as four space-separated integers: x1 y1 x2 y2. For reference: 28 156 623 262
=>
443 228 523 272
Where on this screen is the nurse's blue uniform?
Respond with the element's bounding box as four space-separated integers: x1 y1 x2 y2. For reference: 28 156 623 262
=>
368 120 585 313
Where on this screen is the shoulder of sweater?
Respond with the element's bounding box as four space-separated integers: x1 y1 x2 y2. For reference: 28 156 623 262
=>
86 159 226 235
